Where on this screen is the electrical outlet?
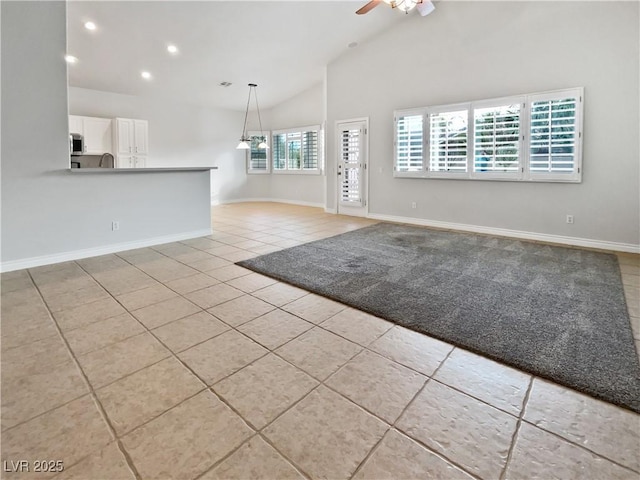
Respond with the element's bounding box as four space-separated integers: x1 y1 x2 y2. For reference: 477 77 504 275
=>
112 221 120 231
411 202 417 209
566 215 574 224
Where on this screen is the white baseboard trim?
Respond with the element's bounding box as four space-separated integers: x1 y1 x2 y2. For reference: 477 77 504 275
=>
325 207 337 214
219 198 325 209
0 229 213 273
367 213 640 254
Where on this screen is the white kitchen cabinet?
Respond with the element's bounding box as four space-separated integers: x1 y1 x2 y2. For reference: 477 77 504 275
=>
69 115 83 135
114 118 148 155
115 119 134 155
114 118 148 168
133 120 148 154
69 115 113 155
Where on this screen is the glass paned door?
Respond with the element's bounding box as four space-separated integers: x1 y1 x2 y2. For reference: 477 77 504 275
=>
337 119 368 216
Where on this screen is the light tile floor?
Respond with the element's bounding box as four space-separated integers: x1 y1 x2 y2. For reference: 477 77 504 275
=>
1 202 640 480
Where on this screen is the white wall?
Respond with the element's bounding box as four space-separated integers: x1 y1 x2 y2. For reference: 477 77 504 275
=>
1 1 213 270
68 87 245 205
226 83 326 207
327 1 640 248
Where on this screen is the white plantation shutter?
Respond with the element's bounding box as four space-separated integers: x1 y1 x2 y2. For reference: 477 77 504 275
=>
302 130 319 169
395 111 424 172
429 109 468 173
287 132 301 170
528 89 582 180
272 126 321 173
272 133 286 170
473 102 522 175
340 127 362 205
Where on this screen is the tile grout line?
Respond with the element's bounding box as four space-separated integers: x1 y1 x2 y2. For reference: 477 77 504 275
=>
517 408 640 475
499 376 534 480
386 346 487 480
521 419 640 474
188 433 263 480
427 376 528 420
347 426 392 480
507 377 640 476
25 269 143 480
255 432 314 480
251 383 326 480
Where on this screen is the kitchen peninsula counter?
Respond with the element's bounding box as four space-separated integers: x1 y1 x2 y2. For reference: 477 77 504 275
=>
68 167 218 173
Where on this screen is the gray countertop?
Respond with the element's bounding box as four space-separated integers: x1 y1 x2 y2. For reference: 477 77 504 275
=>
68 167 218 173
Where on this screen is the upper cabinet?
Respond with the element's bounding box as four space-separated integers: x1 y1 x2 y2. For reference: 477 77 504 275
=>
114 118 149 168
69 115 83 136
69 115 113 155
133 120 148 154
115 118 148 155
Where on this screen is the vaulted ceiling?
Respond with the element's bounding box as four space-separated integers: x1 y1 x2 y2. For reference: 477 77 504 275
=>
66 1 414 110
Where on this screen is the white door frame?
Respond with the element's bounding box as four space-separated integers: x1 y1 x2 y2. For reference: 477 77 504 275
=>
335 117 369 217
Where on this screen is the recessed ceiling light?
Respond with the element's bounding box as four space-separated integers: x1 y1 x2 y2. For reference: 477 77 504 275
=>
84 21 96 31
141 71 152 80
65 55 78 64
167 45 178 54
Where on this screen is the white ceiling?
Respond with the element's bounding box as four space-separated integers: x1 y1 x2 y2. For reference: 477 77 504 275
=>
66 1 414 111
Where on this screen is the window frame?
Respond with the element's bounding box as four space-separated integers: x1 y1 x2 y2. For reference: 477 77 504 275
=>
426 101 471 179
272 125 322 175
245 131 271 175
394 107 426 176
470 96 525 181
524 90 583 183
393 88 583 183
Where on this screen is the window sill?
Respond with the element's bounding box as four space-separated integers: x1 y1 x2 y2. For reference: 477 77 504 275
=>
272 170 322 176
393 172 581 183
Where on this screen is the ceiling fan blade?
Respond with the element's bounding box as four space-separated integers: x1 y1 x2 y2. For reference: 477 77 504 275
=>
356 0 381 15
416 0 435 17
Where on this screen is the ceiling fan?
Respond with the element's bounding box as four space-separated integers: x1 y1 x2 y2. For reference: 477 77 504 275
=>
356 0 435 16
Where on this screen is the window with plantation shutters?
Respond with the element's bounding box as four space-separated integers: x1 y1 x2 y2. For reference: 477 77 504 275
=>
393 87 582 183
528 91 582 181
272 125 322 174
302 131 319 169
287 133 301 170
273 133 286 170
473 101 522 176
246 133 269 173
395 111 424 172
429 108 468 173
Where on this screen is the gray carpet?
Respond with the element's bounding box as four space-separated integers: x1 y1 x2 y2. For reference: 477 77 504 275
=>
238 222 640 413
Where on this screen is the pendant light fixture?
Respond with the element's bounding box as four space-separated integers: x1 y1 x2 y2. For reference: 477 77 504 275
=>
236 83 268 150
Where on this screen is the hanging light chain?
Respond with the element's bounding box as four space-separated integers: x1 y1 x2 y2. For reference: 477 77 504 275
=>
253 86 269 149
237 82 268 150
240 83 255 142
